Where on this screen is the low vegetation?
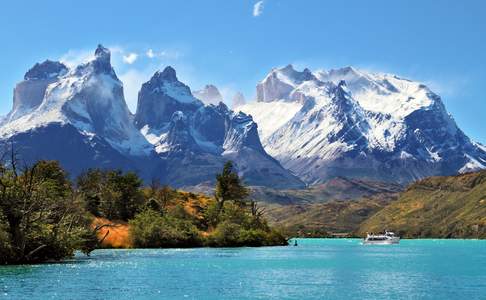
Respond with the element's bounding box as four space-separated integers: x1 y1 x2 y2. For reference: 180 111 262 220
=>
358 171 486 238
262 196 396 237
256 178 400 237
0 154 287 264
125 162 287 248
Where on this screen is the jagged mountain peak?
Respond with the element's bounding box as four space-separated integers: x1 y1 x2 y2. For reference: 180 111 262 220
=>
257 65 319 102
240 64 486 184
232 91 246 108
135 68 202 130
153 66 178 82
24 60 68 80
142 67 197 103
193 84 223 105
5 60 69 123
88 44 113 74
202 84 218 90
94 44 110 60
0 46 304 189
1 44 151 156
133 66 303 188
270 64 317 84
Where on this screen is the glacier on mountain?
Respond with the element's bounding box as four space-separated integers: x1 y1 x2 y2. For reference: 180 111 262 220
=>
0 45 152 156
237 65 486 184
193 84 223 105
134 67 304 188
0 45 303 188
1 45 484 187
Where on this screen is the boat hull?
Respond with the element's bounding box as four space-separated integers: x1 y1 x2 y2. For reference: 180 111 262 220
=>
363 238 400 245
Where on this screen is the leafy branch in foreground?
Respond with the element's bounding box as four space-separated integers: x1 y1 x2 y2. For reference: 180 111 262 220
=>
0 151 94 264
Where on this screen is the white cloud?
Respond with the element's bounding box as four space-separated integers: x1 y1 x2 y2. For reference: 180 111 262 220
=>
57 45 186 112
146 48 181 60
146 49 155 58
253 1 264 17
59 45 126 68
59 49 94 68
122 53 138 64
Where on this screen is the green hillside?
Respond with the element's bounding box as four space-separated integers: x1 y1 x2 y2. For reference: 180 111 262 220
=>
358 171 486 238
254 178 400 236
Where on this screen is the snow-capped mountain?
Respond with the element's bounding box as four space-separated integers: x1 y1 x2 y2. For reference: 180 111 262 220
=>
193 84 223 105
0 45 303 188
4 46 484 187
134 67 304 188
237 65 486 184
231 92 246 108
0 45 152 156
0 45 155 177
5 60 68 123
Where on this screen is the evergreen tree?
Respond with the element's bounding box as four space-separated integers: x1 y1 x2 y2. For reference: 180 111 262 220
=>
214 161 249 219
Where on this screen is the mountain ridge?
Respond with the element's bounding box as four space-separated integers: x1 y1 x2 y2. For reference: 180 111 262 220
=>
0 45 303 189
1 47 484 188
238 64 486 184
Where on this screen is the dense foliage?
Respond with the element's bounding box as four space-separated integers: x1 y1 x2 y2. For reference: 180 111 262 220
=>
128 162 287 248
0 159 95 264
77 169 144 221
0 159 287 264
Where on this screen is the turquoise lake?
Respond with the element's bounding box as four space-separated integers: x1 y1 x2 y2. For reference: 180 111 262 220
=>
1 239 485 299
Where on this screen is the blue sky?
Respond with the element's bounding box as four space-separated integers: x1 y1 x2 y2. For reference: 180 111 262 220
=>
0 0 485 142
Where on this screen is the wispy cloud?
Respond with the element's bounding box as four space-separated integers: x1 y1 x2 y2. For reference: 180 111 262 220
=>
146 48 181 60
59 49 94 68
253 1 264 17
60 45 125 68
146 49 155 58
58 45 187 112
122 53 138 64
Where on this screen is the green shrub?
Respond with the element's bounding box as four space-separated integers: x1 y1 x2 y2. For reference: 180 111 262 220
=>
205 221 243 247
0 221 13 264
206 221 288 247
129 209 202 248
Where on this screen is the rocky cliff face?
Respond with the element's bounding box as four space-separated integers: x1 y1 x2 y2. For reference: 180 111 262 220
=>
6 60 67 123
239 65 486 184
193 84 223 105
231 92 246 108
134 67 304 188
0 46 303 189
3 47 484 188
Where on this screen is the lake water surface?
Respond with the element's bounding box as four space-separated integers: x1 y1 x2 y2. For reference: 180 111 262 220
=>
1 239 485 299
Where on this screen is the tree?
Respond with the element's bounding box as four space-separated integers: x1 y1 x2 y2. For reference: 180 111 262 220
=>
142 180 176 213
77 169 104 216
109 171 143 220
0 157 91 263
214 161 249 220
77 169 144 221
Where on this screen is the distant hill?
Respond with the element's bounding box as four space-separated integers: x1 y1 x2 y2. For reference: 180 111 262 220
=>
358 171 486 238
250 177 402 204
252 177 401 236
262 197 395 237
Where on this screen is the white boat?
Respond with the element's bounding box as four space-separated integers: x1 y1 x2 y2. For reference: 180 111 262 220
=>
363 231 400 245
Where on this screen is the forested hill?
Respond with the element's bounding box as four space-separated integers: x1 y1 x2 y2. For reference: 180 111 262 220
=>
358 171 486 238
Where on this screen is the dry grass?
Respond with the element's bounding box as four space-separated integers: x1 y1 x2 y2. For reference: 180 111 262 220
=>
359 170 486 238
90 192 215 248
92 217 132 248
